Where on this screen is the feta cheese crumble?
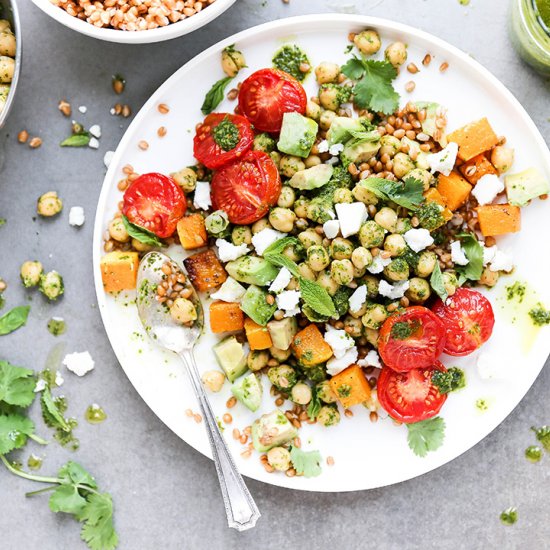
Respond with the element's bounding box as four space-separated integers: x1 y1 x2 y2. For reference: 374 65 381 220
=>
55 371 64 387
251 228 287 256
326 347 358 376
215 239 249 262
34 379 47 393
193 181 212 210
89 124 101 139
69 206 85 227
378 279 410 299
210 277 246 302
63 351 95 377
323 324 355 359
335 202 368 238
471 174 504 205
276 290 301 317
103 150 115 168
269 267 292 293
349 285 367 313
329 143 344 156
483 245 497 266
450 241 469 265
357 350 382 369
88 137 99 149
427 141 459 176
317 139 329 153
489 249 513 272
367 255 392 274
78 105 87 114
323 219 340 239
404 228 434 252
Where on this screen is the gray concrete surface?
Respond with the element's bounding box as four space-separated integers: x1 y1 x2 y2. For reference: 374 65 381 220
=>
1 1 549 549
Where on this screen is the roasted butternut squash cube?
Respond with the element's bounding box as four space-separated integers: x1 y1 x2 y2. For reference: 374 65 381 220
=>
244 317 273 350
183 249 227 292
423 187 453 221
459 153 498 185
447 117 499 161
329 365 371 408
437 171 472 211
209 301 244 333
100 251 139 293
477 204 521 236
291 324 333 366
177 214 207 250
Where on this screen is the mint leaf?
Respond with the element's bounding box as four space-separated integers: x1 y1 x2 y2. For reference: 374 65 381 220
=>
121 216 163 248
456 233 483 284
201 76 234 115
0 361 36 407
406 417 446 457
299 278 337 318
80 493 118 550
430 262 448 302
290 446 322 478
358 176 425 210
0 305 30 335
262 236 300 256
263 253 299 277
0 413 35 453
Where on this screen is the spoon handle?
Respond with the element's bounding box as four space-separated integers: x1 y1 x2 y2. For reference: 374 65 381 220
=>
179 350 261 531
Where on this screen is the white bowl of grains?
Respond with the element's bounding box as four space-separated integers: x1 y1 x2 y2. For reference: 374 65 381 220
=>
31 0 237 44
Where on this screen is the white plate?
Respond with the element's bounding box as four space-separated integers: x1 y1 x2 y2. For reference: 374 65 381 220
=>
93 14 550 492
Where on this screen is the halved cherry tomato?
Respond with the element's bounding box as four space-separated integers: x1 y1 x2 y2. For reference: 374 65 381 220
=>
193 113 254 170
238 68 307 133
122 172 186 238
211 150 281 225
377 362 448 424
378 306 446 372
431 287 495 356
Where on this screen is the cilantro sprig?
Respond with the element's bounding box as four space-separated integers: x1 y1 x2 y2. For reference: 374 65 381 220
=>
406 417 446 457
456 233 484 284
289 446 323 478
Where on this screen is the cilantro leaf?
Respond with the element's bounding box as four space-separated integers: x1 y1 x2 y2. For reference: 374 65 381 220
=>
201 76 234 115
50 484 89 516
0 413 35 453
358 176 425 210
456 233 483 284
58 461 98 489
0 305 31 335
299 278 337 318
80 493 118 550
289 446 322 478
341 57 365 80
306 387 322 420
121 216 163 248
406 417 446 457
0 361 36 407
430 262 448 302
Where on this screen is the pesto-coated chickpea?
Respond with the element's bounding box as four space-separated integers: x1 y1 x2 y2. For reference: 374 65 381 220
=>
298 262 316 281
282 244 301 262
277 186 296 208
319 109 337 131
298 228 322 249
247 350 269 372
267 447 292 471
319 85 340 111
392 152 415 179
415 151 431 170
316 270 340 295
491 146 515 173
232 225 252 245
251 217 271 234
279 155 305 178
0 31 16 57
316 380 337 404
379 134 401 158
384 257 410 282
307 245 331 271
362 302 388 329
294 197 309 219
315 61 341 84
221 46 246 77
170 167 197 193
363 274 380 297
306 100 321 121
375 207 398 232
0 55 14 83
406 277 431 303
353 29 381 55
170 297 197 324
253 132 276 153
304 154 322 168
353 183 379 205
269 346 291 362
359 220 385 248
385 41 408 67
365 327 380 347
395 217 413 234
20 261 43 288
351 247 373 270
39 271 64 301
37 191 63 217
270 151 282 166
317 405 341 427
384 234 407 257
415 250 437 277
108 218 130 243
352 265 366 279
201 370 225 393
269 207 296 233
291 382 312 405
333 188 353 204
330 237 354 260
479 265 499 287
407 168 434 191
442 271 458 297
330 259 354 285
268 364 297 391
344 315 363 337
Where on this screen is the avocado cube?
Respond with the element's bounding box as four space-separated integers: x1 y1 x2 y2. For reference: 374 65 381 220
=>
327 116 366 146
225 256 278 286
341 139 380 167
213 336 248 382
277 112 318 158
505 168 549 207
251 409 298 452
231 373 263 412
267 317 298 350
288 164 333 190
240 285 277 326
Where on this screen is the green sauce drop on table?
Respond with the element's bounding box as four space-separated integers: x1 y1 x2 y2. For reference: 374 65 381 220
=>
536 0 550 27
525 445 543 463
272 45 310 82
47 317 66 337
85 404 107 424
27 454 43 471
500 507 518 526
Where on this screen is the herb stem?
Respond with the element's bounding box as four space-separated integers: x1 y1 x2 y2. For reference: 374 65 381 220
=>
25 485 59 497
29 433 49 445
0 454 60 485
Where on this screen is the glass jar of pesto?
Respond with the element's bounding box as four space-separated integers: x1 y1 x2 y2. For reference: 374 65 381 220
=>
510 0 550 76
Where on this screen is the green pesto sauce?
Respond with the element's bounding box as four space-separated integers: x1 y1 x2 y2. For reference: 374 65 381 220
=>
212 117 240 151
272 45 310 81
391 321 414 340
500 507 518 526
47 317 66 337
85 404 107 424
528 305 550 326
536 0 550 27
458 0 470 5
475 398 489 412
27 454 43 471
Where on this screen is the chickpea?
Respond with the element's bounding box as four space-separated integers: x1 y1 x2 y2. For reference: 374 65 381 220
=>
251 217 271 234
415 151 431 171
37 191 63 217
279 155 305 178
363 275 380 298
170 167 197 193
330 259 354 285
395 218 413 234
379 135 401 158
406 277 431 303
247 350 269 372
317 405 341 427
304 154 322 168
315 61 341 84
0 55 14 83
375 207 398 232
132 238 154 252
298 262 316 281
269 346 291 362
365 327 380 347
221 46 246 77
384 257 410 282
108 218 130 243
170 297 197 324
385 41 408 67
479 265 499 287
407 168 434 190
354 29 382 55
351 247 373 270
362 302 388 329
232 225 252 245
316 270 340 296
319 85 340 111
353 183 379 205
282 244 301 262
294 197 309 219
316 380 338 404
319 109 337 131
392 152 415 179
267 447 291 471
384 234 407 257
0 31 16 57
291 382 312 405
269 207 296 233
39 271 64 301
491 146 515 173
268 364 297 391
287 277 299 290
344 315 363 338
201 370 225 393
20 260 43 288
298 228 323 249
270 151 282 166
330 237 354 260
333 188 353 204
442 271 458 297
306 100 321 121
359 220 385 248
253 132 276 153
415 250 437 277
307 245 330 271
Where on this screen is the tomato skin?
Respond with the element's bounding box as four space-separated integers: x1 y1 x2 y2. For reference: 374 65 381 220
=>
211 150 281 225
378 306 446 372
238 68 307 133
122 173 186 238
377 362 448 424
431 287 495 356
193 113 254 170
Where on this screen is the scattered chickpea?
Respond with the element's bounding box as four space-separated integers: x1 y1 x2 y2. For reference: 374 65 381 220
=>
201 370 225 393
170 297 197 324
37 192 63 217
20 260 43 288
17 130 28 143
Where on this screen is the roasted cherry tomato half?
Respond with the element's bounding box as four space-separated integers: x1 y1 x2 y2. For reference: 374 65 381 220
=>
211 150 281 225
238 68 307 133
122 172 186 238
377 362 448 424
431 287 495 356
193 113 254 170
378 306 446 372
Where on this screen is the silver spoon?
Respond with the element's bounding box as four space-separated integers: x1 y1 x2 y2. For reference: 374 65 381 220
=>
136 251 260 531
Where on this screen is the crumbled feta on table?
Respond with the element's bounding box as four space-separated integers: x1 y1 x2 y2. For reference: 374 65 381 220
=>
335 202 368 238
89 124 101 139
210 277 246 302
78 105 87 114
55 370 64 387
63 351 95 377
349 285 367 313
215 239 249 262
251 228 287 256
103 150 115 168
323 324 355 359
69 206 85 227
276 290 301 317
34 379 47 393
323 219 340 239
427 142 458 176
404 228 434 252
88 137 99 149
269 267 292 293
471 174 504 205
326 347 358 376
378 280 410 299
450 241 469 265
193 181 212 210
